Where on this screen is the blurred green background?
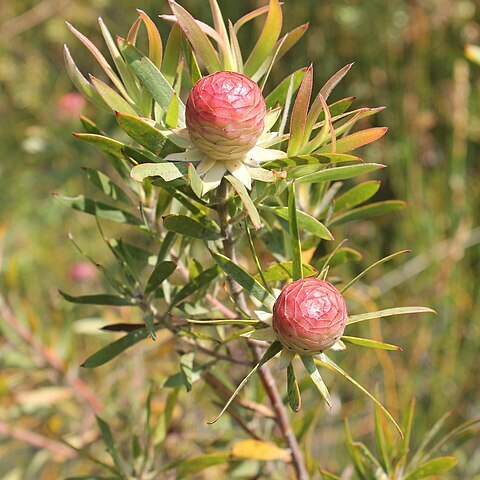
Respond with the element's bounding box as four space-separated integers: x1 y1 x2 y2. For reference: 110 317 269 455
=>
0 0 479 478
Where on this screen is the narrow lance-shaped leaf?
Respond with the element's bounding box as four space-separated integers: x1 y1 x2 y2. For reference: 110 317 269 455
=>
328 200 406 227
208 0 234 70
265 67 307 108
341 336 402 351
96 416 128 474
210 251 276 310
145 261 176 295
66 22 130 99
301 355 332 407
320 63 354 101
162 23 183 85
318 127 388 154
373 385 392 473
83 327 150 368
297 163 386 185
287 363 302 412
234 4 271 32
59 290 133 306
119 39 185 125
90 75 137 115
226 175 261 230
288 182 303 280
63 45 108 109
404 457 458 480
317 354 403 437
84 168 132 205
168 0 222 73
208 341 283 424
334 180 381 212
266 206 334 241
163 214 221 241
170 266 219 306
137 10 163 67
288 65 313 156
244 0 283 77
347 306 436 326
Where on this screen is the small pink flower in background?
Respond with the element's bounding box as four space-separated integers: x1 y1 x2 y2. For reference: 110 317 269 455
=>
272 278 348 355
56 92 86 120
68 261 97 283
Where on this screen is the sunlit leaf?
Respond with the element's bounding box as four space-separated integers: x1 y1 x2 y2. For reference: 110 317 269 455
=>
318 127 388 154
169 0 222 73
301 355 331 407
162 23 183 85
288 182 302 280
265 67 307 108
328 200 406 226
341 336 402 351
84 168 132 205
296 163 385 185
255 261 317 283
404 457 458 480
334 180 381 212
137 10 162 67
131 162 187 182
244 0 283 77
347 306 436 326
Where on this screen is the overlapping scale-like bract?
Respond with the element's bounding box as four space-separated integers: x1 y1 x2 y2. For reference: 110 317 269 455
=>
185 72 266 161
272 278 348 355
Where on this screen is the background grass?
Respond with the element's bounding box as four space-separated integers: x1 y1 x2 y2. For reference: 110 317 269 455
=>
0 0 479 478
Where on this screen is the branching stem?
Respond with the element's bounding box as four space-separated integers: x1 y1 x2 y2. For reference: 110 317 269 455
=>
216 180 309 480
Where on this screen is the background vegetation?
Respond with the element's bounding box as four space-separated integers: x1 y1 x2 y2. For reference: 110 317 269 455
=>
0 0 479 478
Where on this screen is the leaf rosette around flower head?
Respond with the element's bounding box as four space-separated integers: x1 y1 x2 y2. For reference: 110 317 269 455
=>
272 278 347 355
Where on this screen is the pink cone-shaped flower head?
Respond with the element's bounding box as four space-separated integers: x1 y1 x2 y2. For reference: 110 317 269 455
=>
186 72 266 161
272 278 348 355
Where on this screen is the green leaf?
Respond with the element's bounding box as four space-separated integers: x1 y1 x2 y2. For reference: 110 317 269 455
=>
116 113 176 156
162 23 183 84
65 477 120 480
145 261 176 295
244 0 283 77
319 470 342 480
208 341 282 424
347 306 436 326
168 0 222 73
318 127 388 154
163 214 221 240
288 65 313 156
334 180 381 212
210 251 276 310
341 336 402 351
63 46 108 109
255 261 317 283
296 163 385 185
344 419 368 478
96 416 127 473
120 39 185 123
84 168 132 204
130 162 187 182
53 194 142 226
82 327 150 368
287 363 301 413
90 75 137 115
267 206 334 241
137 10 163 67
265 67 307 108
59 291 133 306
301 355 332 407
74 133 125 157
329 200 406 226
226 175 261 230
179 351 195 392
288 182 302 280
373 385 392 473
341 250 410 293
170 266 219 306
318 354 403 437
404 457 457 480
187 163 203 199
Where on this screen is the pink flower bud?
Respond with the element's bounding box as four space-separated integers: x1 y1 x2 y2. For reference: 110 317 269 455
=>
185 72 266 161
272 278 348 354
